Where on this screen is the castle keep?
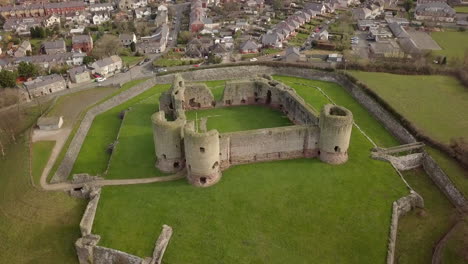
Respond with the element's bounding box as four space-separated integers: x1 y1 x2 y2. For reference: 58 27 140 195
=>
152 75 353 187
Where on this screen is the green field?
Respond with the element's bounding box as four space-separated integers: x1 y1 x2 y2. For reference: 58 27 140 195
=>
92 76 408 262
431 31 468 61
349 71 468 196
0 135 85 263
186 105 292 133
454 6 468 13
32 141 55 185
121 56 143 67
396 169 458 263
349 71 468 145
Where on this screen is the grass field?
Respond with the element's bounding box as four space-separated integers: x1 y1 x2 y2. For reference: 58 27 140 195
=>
199 80 225 101
186 105 292 133
396 169 461 263
0 135 85 263
92 76 408 262
32 141 55 185
349 71 468 145
287 32 309 47
454 6 468 13
121 56 143 67
348 71 468 196
431 31 468 62
441 219 468 263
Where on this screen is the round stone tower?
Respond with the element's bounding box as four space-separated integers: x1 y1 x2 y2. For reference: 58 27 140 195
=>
151 111 185 173
183 122 221 187
318 104 353 165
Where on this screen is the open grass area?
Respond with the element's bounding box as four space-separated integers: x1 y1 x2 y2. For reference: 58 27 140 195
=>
70 84 170 178
46 79 149 181
287 32 309 47
454 6 468 13
348 71 468 196
93 76 408 262
396 169 458 263
121 56 143 67
186 105 292 133
348 71 468 145
431 31 468 61
441 219 468 263
0 135 85 263
32 141 55 185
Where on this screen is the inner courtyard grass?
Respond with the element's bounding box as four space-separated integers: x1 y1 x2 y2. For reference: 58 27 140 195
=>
92 76 409 262
186 105 292 133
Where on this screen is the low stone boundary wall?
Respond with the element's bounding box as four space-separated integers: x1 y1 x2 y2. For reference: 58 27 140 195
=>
386 191 424 264
422 154 466 208
372 152 424 171
79 188 101 236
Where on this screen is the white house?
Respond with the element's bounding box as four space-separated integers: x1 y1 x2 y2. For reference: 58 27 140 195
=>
91 55 123 76
37 116 64 130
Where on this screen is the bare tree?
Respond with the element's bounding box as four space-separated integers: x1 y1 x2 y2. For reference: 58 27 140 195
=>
92 34 121 59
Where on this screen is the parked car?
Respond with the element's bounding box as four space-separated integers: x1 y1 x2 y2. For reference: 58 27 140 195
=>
155 68 167 72
273 54 281 58
92 73 102 78
249 58 258 62
144 58 150 63
95 77 106 82
193 64 200 67
138 60 145 66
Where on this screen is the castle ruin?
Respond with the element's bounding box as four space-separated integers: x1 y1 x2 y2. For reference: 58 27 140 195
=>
152 74 353 187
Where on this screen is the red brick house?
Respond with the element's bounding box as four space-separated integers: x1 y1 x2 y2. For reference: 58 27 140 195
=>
72 35 93 54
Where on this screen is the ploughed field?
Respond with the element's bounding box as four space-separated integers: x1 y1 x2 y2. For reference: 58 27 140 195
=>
90 76 409 263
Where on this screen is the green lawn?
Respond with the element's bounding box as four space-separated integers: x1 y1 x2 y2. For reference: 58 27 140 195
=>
396 169 458 264
348 71 468 196
121 56 143 67
348 71 468 145
186 105 292 133
454 6 468 13
93 76 408 262
46 79 149 181
70 84 170 177
0 135 85 263
431 31 468 62
287 32 309 47
32 141 55 185
441 219 468 263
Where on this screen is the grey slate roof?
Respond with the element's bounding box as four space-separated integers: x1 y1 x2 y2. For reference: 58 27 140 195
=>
42 40 66 50
24 74 65 90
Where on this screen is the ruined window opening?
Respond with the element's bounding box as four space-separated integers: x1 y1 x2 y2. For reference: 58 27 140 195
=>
266 90 272 104
175 91 179 95
179 81 183 86
188 164 191 171
169 102 173 110
173 162 180 168
254 98 259 102
189 98 197 107
200 177 207 184
200 147 205 153
241 99 246 104
254 92 258 97
162 154 167 159
211 101 216 107
318 150 321 155
225 100 231 105
279 104 283 109
334 146 340 152
73 187 83 191
212 161 219 169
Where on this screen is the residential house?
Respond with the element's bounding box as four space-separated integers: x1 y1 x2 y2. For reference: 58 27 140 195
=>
190 0 207 33
92 12 111 25
13 52 85 69
137 42 163 54
138 23 169 53
186 37 213 57
261 31 283 48
41 40 66 54
305 2 327 15
155 8 168 27
357 19 379 30
314 29 329 41
135 7 151 19
352 8 372 19
68 66 90 83
119 0 148 10
369 27 393 41
3 17 43 35
24 74 67 98
283 46 302 62
14 41 32 57
211 43 229 59
0 1 86 19
119 33 137 47
385 17 410 26
239 39 259 54
72 35 93 53
43 14 61 28
414 2 456 22
89 3 114 12
91 55 123 76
